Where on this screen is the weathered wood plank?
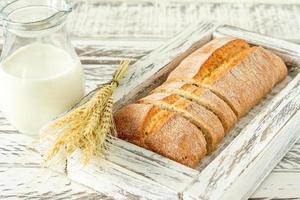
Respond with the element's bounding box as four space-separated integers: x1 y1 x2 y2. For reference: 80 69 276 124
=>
180 25 300 199
0 132 196 194
0 134 40 168
104 141 197 192
114 21 218 110
74 39 160 65
0 133 180 199
185 71 300 199
60 23 300 199
34 21 218 198
251 172 300 199
66 1 300 42
214 25 300 66
275 142 300 171
112 139 197 178
106 139 199 192
0 1 299 196
67 152 179 200
0 132 182 198
0 167 109 199
221 110 300 200
2 0 300 42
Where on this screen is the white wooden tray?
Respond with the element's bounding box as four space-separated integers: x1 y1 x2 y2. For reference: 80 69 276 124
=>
43 21 300 200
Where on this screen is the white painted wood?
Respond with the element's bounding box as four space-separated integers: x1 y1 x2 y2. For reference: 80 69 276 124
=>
251 172 300 199
0 1 300 196
185 75 300 199
35 22 300 199
214 25 300 66
0 133 112 199
0 133 180 199
3 1 300 42
65 0 300 43
275 142 300 171
252 140 300 199
113 21 218 110
221 110 300 200
0 27 213 197
33 21 220 199
67 151 179 200
0 167 108 199
184 26 300 199
0 134 40 168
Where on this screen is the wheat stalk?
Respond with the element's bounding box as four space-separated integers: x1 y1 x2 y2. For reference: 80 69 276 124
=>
42 60 130 164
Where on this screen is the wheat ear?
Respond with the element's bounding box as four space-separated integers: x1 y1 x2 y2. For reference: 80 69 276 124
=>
44 60 130 164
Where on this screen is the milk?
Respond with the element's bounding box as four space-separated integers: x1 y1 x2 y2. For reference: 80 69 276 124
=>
0 43 85 135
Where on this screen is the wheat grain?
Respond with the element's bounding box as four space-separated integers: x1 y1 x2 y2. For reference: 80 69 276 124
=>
43 60 130 164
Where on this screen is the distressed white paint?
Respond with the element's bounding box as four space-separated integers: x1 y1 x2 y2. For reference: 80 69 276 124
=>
184 25 300 200
33 22 300 199
69 1 300 42
0 2 299 197
113 21 218 110
251 172 300 199
2 0 300 42
34 21 218 199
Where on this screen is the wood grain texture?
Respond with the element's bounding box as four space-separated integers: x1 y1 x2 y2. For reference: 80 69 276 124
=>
67 152 179 200
251 172 300 199
0 35 300 199
32 21 219 199
0 0 300 197
0 167 110 199
0 134 110 199
67 0 300 42
184 26 300 200
2 0 300 42
185 75 300 199
34 23 300 199
113 21 218 110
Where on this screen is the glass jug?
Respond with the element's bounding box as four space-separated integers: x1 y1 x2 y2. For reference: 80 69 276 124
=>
0 0 85 135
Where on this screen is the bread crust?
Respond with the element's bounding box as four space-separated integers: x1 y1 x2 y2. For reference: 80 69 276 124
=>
145 113 207 167
151 81 237 132
114 103 207 167
167 38 250 83
114 38 288 167
139 92 225 152
202 47 286 117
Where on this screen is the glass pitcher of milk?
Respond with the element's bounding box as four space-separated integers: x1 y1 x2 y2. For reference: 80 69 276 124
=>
0 0 85 135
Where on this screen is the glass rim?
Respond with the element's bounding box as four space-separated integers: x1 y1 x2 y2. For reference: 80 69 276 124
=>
0 0 74 31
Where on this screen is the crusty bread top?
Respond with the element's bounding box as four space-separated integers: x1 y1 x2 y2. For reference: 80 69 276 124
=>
151 81 237 132
167 38 250 83
114 37 288 167
144 113 207 167
139 92 225 152
114 102 207 167
114 103 152 145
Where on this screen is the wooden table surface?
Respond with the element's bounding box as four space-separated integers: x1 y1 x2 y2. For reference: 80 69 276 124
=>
1 0 300 199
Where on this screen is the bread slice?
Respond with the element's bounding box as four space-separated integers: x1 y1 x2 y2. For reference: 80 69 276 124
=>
151 81 237 132
138 92 225 152
114 103 207 167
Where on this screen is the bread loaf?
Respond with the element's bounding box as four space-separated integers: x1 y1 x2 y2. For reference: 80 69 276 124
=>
114 38 287 167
